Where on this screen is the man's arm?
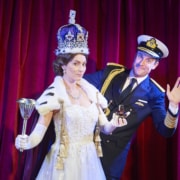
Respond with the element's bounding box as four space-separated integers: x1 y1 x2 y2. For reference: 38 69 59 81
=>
164 77 180 129
84 70 105 90
84 63 126 90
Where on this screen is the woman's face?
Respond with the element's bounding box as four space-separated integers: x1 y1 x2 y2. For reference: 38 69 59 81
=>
63 54 87 82
132 51 159 77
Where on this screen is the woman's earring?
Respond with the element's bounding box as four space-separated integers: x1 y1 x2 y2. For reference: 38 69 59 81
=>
63 69 66 74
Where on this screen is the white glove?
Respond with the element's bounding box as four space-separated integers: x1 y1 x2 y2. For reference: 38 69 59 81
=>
110 113 128 126
102 113 129 134
15 123 47 150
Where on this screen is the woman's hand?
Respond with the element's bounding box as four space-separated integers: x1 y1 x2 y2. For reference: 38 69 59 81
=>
111 113 128 127
15 123 47 151
15 134 29 150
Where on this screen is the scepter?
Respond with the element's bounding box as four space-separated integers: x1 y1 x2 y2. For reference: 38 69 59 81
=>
17 98 36 151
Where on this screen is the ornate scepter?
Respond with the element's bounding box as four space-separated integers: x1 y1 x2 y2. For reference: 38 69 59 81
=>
17 98 36 152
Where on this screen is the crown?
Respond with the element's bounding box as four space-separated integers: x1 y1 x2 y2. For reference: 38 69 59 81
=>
55 10 89 56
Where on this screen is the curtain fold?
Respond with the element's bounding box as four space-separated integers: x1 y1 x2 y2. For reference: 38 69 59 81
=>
0 0 179 179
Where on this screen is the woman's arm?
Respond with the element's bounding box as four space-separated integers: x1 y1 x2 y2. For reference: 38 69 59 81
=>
15 111 53 150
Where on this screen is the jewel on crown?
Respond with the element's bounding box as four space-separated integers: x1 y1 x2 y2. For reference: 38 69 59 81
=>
55 10 89 56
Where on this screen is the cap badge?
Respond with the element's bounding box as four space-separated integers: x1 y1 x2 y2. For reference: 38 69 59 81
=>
146 38 157 49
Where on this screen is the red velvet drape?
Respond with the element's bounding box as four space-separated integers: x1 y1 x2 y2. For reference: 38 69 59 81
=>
0 0 180 179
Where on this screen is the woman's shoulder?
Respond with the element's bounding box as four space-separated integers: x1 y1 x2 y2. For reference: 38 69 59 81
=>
80 78 108 108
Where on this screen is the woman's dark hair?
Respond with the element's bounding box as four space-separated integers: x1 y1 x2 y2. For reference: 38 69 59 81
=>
53 53 87 76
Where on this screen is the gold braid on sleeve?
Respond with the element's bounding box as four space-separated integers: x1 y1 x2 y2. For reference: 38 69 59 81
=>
164 111 178 129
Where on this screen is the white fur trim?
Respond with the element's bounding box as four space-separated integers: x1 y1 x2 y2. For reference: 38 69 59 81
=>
35 76 107 115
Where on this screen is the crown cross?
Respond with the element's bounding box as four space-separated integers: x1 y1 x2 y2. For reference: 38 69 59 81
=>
69 10 76 24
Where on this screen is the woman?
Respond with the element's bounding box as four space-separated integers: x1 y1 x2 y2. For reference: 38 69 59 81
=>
15 10 127 180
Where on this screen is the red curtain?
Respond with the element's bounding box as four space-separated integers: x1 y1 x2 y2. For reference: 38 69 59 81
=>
0 0 180 179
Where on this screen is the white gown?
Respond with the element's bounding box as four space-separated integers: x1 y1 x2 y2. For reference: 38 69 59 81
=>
35 76 107 180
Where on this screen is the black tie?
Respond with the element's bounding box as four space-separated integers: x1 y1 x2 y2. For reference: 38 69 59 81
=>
120 78 137 100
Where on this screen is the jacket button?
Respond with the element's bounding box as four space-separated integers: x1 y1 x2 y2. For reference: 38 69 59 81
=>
106 140 110 143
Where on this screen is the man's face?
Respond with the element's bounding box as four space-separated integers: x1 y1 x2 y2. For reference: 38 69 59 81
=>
132 51 159 77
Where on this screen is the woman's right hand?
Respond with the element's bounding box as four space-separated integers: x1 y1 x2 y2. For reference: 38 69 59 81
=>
15 134 29 150
15 123 48 150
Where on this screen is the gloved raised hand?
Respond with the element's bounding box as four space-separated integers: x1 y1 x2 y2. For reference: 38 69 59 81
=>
15 123 47 150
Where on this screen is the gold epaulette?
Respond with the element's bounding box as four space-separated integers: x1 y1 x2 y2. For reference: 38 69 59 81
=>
150 78 165 92
107 62 125 68
101 64 125 95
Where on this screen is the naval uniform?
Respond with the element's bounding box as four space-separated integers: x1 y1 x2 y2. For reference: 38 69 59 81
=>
84 63 178 179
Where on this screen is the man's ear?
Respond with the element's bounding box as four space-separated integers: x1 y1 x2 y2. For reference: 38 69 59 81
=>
152 61 159 70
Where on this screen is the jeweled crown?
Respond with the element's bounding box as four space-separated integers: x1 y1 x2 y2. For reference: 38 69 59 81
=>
55 10 89 56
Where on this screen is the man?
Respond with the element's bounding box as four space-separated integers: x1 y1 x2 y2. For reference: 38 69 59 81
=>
84 35 180 180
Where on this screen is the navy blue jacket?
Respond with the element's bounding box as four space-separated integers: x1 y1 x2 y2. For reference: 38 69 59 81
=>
84 63 176 178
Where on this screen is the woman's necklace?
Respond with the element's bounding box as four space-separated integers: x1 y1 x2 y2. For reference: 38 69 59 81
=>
66 89 81 100
63 78 81 100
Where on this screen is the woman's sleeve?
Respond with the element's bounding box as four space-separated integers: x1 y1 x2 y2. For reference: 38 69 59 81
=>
35 86 61 116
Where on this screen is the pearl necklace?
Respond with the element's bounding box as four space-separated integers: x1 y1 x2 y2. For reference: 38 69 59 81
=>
63 78 81 100
66 89 81 100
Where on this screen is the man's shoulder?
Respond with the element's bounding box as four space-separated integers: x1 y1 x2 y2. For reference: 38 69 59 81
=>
104 63 126 75
106 62 126 70
100 63 127 94
149 78 165 93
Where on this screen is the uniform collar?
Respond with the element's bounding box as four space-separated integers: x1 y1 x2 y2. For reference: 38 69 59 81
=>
129 70 148 84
